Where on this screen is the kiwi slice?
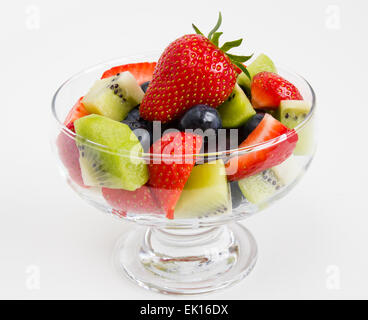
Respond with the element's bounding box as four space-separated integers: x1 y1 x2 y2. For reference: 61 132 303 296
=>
217 83 256 128
238 169 282 205
82 72 144 122
279 100 314 155
237 54 277 96
238 156 300 205
74 114 148 191
174 159 231 219
272 155 301 185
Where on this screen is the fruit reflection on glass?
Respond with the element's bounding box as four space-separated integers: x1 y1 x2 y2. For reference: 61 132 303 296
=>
53 13 316 294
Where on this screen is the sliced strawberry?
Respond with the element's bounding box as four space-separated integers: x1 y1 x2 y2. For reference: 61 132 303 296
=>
102 186 162 215
225 114 298 181
64 97 89 126
148 132 203 219
56 122 86 188
112 209 127 219
251 72 303 110
58 98 89 187
101 62 157 85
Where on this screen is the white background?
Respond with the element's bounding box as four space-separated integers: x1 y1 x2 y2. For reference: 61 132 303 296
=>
0 0 367 299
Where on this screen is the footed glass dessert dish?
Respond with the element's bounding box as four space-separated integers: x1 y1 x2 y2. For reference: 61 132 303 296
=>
52 49 316 294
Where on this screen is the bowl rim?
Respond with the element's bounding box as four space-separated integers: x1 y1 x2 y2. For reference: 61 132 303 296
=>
51 53 316 159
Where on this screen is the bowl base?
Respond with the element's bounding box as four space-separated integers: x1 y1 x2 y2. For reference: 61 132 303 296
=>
113 223 257 295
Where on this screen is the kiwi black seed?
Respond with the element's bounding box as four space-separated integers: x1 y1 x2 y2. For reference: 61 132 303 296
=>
261 172 281 190
107 77 128 103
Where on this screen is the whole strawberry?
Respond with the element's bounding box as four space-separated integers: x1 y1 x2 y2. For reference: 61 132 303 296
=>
140 13 252 123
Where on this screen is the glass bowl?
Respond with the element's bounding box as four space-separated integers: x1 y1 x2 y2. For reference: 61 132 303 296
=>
52 53 316 295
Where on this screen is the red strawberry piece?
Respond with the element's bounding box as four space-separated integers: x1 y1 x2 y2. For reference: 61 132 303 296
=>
139 34 238 123
56 122 86 188
112 209 127 219
67 122 75 132
64 97 89 126
57 97 89 188
148 132 203 219
251 72 303 110
101 62 157 85
225 114 298 181
102 186 162 215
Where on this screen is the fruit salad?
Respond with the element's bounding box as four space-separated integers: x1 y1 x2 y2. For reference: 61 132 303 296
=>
56 13 314 221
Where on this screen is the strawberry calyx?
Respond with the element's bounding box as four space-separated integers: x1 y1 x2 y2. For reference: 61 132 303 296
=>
192 12 253 79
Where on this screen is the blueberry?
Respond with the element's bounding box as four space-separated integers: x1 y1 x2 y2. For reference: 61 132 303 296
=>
179 105 222 132
125 107 140 122
238 113 265 143
140 81 150 93
230 181 245 209
122 118 153 152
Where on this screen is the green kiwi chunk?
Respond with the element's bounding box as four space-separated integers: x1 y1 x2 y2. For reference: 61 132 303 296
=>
174 159 231 219
237 53 277 96
82 72 144 121
238 169 283 205
238 156 300 205
217 83 256 128
279 100 314 155
74 114 148 190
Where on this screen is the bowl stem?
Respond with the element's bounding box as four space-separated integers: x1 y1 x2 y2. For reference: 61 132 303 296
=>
114 223 258 295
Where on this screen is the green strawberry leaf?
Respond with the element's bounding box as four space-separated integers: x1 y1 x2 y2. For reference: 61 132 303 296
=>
192 12 253 81
208 12 223 40
211 32 223 47
227 53 254 63
192 24 204 36
234 62 251 80
220 39 243 52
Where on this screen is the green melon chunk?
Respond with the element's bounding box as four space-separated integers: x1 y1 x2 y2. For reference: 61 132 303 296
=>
279 100 314 155
74 114 148 190
174 159 231 219
217 83 256 128
237 53 277 96
82 72 144 121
